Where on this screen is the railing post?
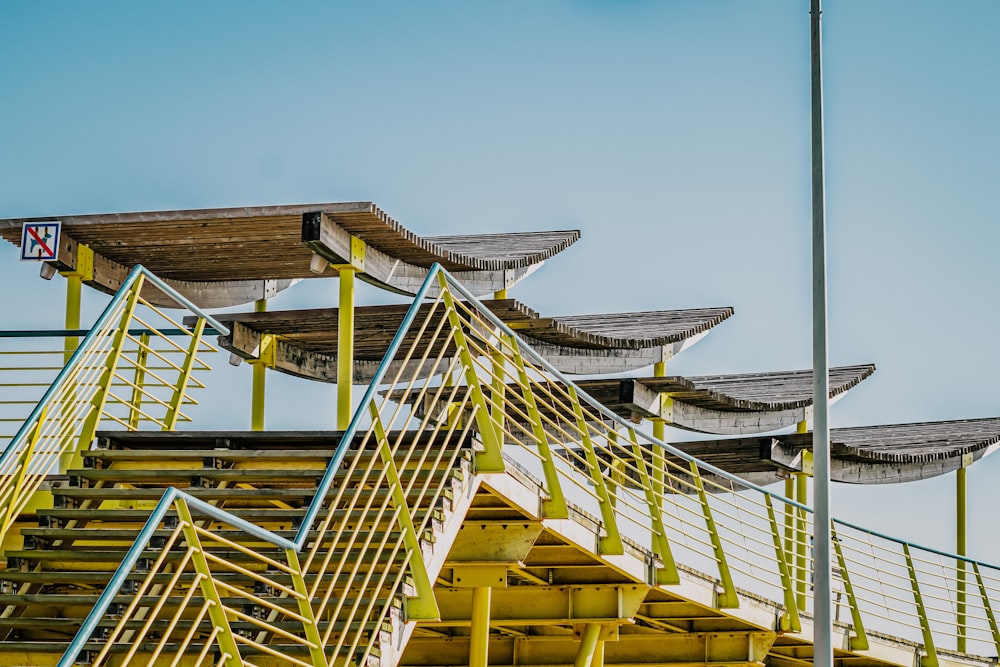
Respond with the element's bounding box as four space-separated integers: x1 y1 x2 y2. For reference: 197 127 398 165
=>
765 495 801 633
903 543 938 667
175 497 246 666
831 526 868 651
506 336 567 519
972 562 1000 656
438 274 504 472
568 386 622 555
369 403 440 620
127 332 151 429
72 274 145 470
285 548 331 667
957 461 968 653
689 461 738 608
627 428 678 585
164 319 206 431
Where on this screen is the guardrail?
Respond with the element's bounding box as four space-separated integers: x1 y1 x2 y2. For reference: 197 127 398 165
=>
0 265 227 547
59 264 1000 666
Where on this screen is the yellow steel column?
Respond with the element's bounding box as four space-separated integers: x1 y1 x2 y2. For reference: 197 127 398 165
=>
795 470 808 610
957 459 969 653
574 624 602 667
334 236 365 430
793 419 809 611
493 288 508 300
60 243 93 363
470 586 491 667
250 299 267 431
651 359 667 521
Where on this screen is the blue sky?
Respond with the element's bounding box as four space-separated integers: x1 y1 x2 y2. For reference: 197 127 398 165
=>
1 2 998 557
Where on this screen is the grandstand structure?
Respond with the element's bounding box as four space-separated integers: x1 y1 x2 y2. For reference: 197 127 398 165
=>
0 203 997 667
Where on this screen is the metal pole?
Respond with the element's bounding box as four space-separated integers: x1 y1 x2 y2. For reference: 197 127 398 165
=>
957 465 967 652
810 1 833 666
250 298 267 431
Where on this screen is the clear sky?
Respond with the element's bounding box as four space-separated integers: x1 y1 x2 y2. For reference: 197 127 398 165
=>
1 2 998 558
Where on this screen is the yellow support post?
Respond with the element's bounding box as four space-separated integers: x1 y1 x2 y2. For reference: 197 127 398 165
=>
250 298 268 431
337 267 355 430
127 332 151 430
904 543 939 667
574 623 602 667
795 470 808 611
569 386 622 555
369 403 440 620
627 428 678 585
72 274 145 472
439 274 504 472
832 526 868 650
507 336 567 518
651 360 667 501
469 586 491 667
285 548 330 667
58 243 93 472
972 562 1000 656
690 460 738 608
957 459 968 653
175 498 246 666
60 243 93 364
164 319 206 431
334 235 365 430
765 495 801 632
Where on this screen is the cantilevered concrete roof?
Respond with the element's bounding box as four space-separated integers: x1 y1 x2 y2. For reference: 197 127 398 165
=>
202 299 733 381
574 364 876 435
0 203 579 308
665 418 1000 485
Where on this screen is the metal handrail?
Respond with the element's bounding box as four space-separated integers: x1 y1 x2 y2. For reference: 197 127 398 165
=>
57 263 1000 665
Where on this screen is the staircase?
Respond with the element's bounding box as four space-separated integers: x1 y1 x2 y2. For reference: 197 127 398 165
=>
0 431 476 665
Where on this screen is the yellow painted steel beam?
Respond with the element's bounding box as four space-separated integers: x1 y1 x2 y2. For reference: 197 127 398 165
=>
430 585 648 625
404 629 777 666
446 522 542 564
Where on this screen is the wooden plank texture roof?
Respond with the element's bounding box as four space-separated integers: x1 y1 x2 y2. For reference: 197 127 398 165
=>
0 202 579 306
668 417 1000 484
576 364 876 414
201 299 733 381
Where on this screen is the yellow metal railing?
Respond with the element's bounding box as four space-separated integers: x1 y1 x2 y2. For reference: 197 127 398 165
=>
61 265 1000 665
0 266 224 548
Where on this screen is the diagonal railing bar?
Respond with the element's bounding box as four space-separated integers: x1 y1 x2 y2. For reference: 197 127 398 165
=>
57 263 1000 666
0 264 226 550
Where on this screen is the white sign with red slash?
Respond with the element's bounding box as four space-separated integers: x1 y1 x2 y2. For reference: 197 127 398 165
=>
19 221 61 262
